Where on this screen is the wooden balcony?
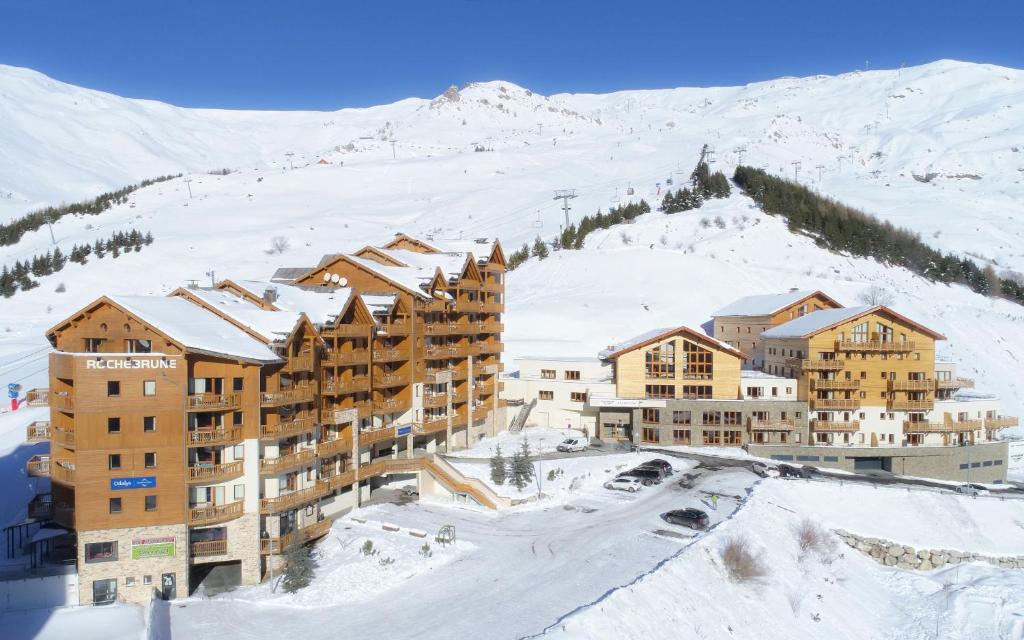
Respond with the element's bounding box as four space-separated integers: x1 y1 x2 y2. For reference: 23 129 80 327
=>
323 349 370 366
903 420 978 434
788 358 844 371
188 461 244 484
423 323 460 336
811 398 859 410
260 416 316 441
889 399 933 412
359 426 396 446
748 418 796 431
322 402 372 423
325 324 372 338
835 340 915 353
416 417 449 435
810 379 860 391
423 393 449 409
422 298 448 312
28 493 53 520
325 469 356 491
188 500 243 526
480 302 502 314
373 372 410 388
378 322 412 336
189 427 244 447
26 455 50 478
985 415 1019 429
51 463 75 485
52 427 76 449
936 377 975 390
260 385 316 407
317 437 352 458
372 348 410 363
26 388 50 407
454 299 484 313
477 321 503 333
259 449 316 475
190 540 228 557
288 354 315 372
810 419 861 433
890 379 934 392
481 281 503 293
471 406 490 422
51 392 74 412
187 393 241 412
259 481 328 514
26 421 51 443
424 345 459 359
321 376 370 395
260 519 332 554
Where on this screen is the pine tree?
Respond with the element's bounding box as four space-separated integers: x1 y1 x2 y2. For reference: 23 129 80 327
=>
489 444 507 485
531 236 549 260
93 239 106 258
508 450 527 490
281 536 317 593
0 265 14 298
51 247 66 271
512 437 535 490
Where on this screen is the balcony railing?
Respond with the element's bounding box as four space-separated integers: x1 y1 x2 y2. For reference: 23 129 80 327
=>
322 402 372 423
326 324 372 338
471 406 489 422
477 341 503 354
321 376 370 395
188 501 243 526
481 281 503 293
378 322 412 336
323 349 370 366
748 418 796 431
835 340 915 353
316 437 351 458
360 426 397 445
810 379 860 391
788 358 844 371
188 427 244 447
261 385 316 407
190 540 228 557
288 354 314 372
811 398 859 410
259 449 316 475
985 415 1019 429
889 379 934 392
52 427 76 449
28 493 53 520
325 468 356 491
26 421 51 443
416 417 449 435
259 481 329 514
260 519 332 554
260 416 316 440
374 372 410 388
480 302 502 314
51 392 74 412
477 321 504 333
372 348 410 363
888 399 933 412
903 420 979 434
26 388 49 406
810 419 861 432
936 377 975 390
26 455 50 478
187 393 241 412
423 393 449 409
188 461 244 484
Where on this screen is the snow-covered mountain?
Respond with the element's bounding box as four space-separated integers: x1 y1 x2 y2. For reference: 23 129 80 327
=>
0 59 1022 428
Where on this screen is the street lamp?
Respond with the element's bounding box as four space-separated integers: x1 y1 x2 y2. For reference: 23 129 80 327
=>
537 438 544 498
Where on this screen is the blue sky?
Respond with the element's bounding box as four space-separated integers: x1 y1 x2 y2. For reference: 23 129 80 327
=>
2 0 1022 110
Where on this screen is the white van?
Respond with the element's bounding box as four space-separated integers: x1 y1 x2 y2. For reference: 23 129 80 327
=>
557 437 588 453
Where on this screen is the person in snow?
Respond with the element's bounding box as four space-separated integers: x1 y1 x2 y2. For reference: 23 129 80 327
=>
710 494 719 511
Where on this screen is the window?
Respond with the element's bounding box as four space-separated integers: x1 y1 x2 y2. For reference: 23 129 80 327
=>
93 579 117 605
746 386 762 398
144 495 157 511
126 339 152 353
702 411 721 426
107 381 120 397
672 410 691 425
641 408 660 424
672 429 690 444
771 386 778 397
143 416 155 432
570 392 586 403
564 370 580 381
786 387 793 394
679 385 711 400
125 576 136 587
85 541 118 563
143 380 156 396
109 498 122 514
645 342 676 378
143 575 152 586
233 484 245 500
851 322 868 343
144 452 156 468
108 454 121 470
84 338 104 353
538 390 553 401
233 411 243 426
108 417 121 433
641 427 659 443
681 340 713 379
722 411 742 426
233 377 244 392
645 384 674 399
233 444 244 459
540 369 555 379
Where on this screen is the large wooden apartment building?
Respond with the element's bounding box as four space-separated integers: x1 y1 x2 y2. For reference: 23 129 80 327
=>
25 234 508 605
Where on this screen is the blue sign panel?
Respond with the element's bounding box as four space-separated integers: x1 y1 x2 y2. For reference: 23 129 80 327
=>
396 425 412 437
8 383 20 392
8 391 18 399
111 476 157 490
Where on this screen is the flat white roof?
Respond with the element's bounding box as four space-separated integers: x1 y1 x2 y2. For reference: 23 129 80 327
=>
517 355 603 363
761 306 873 339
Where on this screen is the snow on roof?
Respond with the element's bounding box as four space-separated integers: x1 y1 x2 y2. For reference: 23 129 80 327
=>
184 289 302 343
109 295 281 362
517 355 603 363
346 256 433 298
234 280 352 326
740 370 791 380
598 326 743 360
270 267 311 283
952 390 999 401
376 248 468 280
712 290 826 317
361 293 398 314
427 238 498 260
761 306 874 339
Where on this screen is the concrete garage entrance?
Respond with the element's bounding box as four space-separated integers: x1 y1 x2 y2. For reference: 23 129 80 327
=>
190 560 241 596
852 457 890 472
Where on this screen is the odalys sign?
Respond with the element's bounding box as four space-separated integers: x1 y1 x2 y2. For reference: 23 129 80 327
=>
131 536 176 560
111 476 156 490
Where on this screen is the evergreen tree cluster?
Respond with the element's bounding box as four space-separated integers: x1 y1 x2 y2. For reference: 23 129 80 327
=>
0 174 178 247
662 160 730 214
281 536 317 593
0 230 154 298
488 438 535 491
732 165 1024 306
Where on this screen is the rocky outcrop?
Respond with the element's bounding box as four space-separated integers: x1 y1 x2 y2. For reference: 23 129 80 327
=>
835 529 1024 571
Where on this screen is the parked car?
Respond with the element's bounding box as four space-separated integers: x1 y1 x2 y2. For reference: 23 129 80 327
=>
955 483 987 497
664 508 710 530
750 461 772 478
640 458 675 475
618 467 664 485
556 437 588 453
604 476 643 493
778 463 815 479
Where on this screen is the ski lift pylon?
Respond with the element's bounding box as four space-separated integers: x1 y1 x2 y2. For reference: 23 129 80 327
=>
666 176 673 185
533 211 543 228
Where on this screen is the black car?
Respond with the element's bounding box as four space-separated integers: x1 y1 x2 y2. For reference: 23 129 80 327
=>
639 459 674 476
618 467 664 485
778 463 815 479
664 508 710 530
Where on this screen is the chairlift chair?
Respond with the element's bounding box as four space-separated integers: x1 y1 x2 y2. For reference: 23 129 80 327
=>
626 184 635 196
666 176 674 185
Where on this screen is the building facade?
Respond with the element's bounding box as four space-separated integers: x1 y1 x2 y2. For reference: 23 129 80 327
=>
501 356 614 435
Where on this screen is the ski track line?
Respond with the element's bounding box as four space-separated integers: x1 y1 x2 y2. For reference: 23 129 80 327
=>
518 477 765 640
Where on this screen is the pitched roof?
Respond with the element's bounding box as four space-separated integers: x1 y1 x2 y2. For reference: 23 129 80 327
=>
230 280 353 326
761 305 946 340
106 295 281 362
177 289 303 343
271 267 311 283
598 325 748 360
711 290 841 317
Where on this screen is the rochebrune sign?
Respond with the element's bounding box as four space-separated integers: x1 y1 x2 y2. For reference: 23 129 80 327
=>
86 358 177 369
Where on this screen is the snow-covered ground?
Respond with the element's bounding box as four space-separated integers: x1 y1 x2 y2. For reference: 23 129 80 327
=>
445 426 586 458
1 602 145 640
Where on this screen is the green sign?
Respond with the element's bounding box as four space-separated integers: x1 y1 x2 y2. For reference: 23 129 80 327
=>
131 536 176 559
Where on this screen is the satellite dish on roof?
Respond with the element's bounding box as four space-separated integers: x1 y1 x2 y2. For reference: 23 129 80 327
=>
338 277 348 287
330 274 341 284
322 272 331 282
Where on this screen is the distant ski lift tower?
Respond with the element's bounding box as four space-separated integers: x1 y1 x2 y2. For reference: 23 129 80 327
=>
791 161 802 182
184 176 193 200
553 189 578 230
735 146 748 166
285 152 295 170
816 164 825 182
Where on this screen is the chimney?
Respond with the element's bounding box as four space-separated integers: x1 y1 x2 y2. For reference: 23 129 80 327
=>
263 287 279 304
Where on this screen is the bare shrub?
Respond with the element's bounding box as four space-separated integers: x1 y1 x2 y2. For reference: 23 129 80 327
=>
796 519 837 560
267 236 291 254
619 231 632 245
699 217 711 229
713 216 727 229
857 284 894 306
720 536 767 581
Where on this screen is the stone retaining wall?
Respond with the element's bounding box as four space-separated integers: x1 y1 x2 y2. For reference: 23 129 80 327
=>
835 529 1024 571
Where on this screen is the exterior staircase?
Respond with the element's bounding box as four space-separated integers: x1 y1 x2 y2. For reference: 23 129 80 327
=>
508 399 536 433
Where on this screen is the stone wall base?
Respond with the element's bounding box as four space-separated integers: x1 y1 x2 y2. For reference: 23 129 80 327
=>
835 529 1024 571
